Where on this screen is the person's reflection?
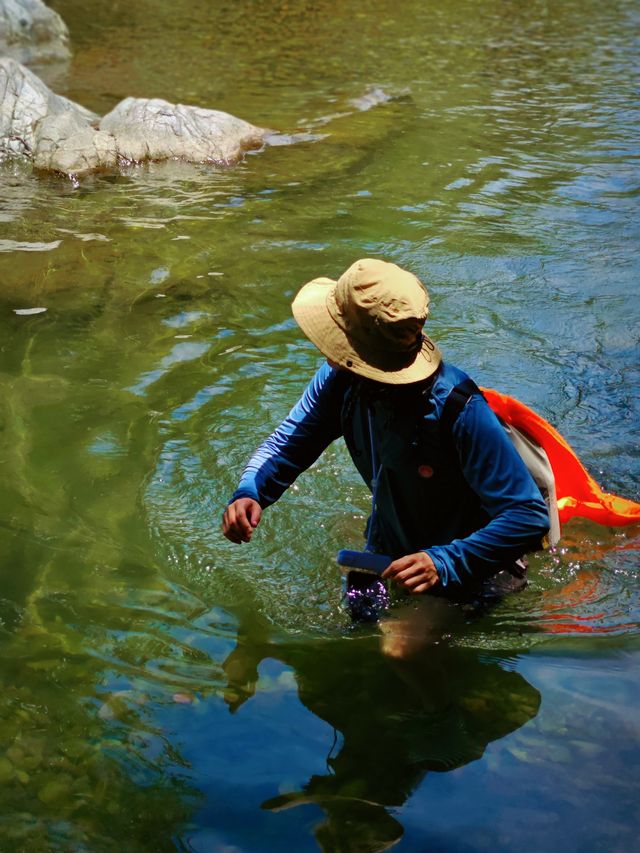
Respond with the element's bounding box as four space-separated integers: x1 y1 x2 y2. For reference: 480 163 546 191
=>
222 607 540 852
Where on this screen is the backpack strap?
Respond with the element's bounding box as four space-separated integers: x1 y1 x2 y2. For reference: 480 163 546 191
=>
440 378 483 439
441 379 560 550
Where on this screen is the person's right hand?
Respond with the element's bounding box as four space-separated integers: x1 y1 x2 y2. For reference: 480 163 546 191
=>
222 498 263 544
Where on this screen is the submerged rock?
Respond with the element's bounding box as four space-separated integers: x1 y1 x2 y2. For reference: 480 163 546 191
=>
348 86 396 112
0 0 70 65
0 59 268 175
0 756 14 783
37 775 73 805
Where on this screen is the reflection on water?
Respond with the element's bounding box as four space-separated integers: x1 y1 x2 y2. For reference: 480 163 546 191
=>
0 0 638 848
225 633 540 851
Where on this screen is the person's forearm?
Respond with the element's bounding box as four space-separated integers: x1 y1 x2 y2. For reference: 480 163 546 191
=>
229 362 344 508
426 498 549 586
232 427 319 508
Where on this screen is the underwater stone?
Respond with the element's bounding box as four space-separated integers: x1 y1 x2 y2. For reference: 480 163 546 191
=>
37 775 73 805
0 756 14 782
6 744 24 764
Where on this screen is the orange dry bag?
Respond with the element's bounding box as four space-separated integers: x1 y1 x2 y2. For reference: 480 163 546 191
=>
481 387 640 530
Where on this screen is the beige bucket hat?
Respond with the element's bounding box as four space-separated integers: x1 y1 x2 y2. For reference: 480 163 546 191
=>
291 258 442 384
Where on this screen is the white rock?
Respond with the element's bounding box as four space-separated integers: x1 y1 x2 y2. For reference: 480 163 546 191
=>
0 0 70 64
99 97 267 165
33 109 117 173
0 59 268 175
0 57 96 159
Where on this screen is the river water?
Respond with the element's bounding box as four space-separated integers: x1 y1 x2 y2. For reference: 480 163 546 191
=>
0 0 639 850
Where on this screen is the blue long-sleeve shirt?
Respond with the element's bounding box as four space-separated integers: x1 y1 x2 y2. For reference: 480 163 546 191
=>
232 361 550 591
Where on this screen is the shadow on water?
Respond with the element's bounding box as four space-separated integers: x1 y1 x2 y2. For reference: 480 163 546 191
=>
218 626 541 853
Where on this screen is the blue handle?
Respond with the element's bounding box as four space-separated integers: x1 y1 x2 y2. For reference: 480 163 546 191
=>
337 549 392 575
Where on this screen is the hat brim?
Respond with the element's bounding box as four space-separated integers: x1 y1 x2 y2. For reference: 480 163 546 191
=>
292 277 442 385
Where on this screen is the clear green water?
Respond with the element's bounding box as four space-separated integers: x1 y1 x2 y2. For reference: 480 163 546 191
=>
1 0 639 849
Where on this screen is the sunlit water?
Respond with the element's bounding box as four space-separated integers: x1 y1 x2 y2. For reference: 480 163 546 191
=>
0 0 639 849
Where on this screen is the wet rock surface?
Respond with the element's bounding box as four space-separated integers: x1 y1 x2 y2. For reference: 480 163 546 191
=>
0 58 268 175
1 0 400 182
0 58 96 160
0 0 399 181
99 97 268 166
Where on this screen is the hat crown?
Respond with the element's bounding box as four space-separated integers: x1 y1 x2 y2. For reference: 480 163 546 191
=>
290 257 441 385
333 259 428 353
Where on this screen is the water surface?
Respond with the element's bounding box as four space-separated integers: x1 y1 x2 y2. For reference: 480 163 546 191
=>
0 0 639 849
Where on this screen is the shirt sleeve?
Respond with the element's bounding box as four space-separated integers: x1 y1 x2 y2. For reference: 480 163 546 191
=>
231 362 345 508
425 394 550 587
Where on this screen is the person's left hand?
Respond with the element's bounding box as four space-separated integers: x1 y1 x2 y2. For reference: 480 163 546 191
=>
382 551 440 594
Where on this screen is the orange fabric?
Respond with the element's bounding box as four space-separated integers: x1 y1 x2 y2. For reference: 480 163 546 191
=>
481 387 640 528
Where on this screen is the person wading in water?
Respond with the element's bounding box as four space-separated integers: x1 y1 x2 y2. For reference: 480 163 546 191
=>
223 258 550 619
